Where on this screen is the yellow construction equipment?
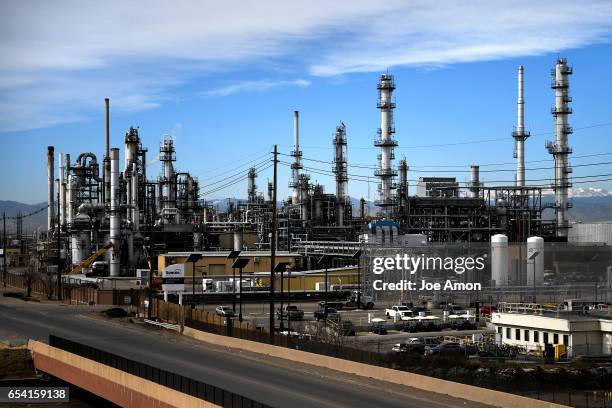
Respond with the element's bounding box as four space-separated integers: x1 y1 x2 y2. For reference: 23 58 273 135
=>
70 243 112 275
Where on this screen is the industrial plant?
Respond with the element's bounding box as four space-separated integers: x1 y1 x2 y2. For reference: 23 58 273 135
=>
35 58 585 277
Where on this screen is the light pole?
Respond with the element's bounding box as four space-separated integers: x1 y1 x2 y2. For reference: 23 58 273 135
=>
352 250 362 308
274 262 290 331
317 255 332 306
227 250 241 312
185 253 202 313
232 257 250 322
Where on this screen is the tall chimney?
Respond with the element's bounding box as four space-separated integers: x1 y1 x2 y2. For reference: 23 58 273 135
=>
512 66 530 187
59 153 65 228
289 111 302 204
47 146 55 232
104 98 111 204
333 122 348 226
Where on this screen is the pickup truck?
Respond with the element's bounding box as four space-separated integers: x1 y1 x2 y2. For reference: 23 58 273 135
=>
314 306 339 321
385 305 411 318
276 305 305 321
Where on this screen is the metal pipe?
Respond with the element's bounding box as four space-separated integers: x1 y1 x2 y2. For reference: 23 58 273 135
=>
47 146 55 232
109 148 120 276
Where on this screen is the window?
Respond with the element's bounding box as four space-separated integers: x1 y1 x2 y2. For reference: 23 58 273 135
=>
534 331 540 343
543 332 549 344
497 327 502 335
506 327 511 339
563 335 569 345
524 330 530 342
516 328 521 340
553 333 559 344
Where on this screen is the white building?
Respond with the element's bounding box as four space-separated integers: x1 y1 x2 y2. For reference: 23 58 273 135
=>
491 303 612 357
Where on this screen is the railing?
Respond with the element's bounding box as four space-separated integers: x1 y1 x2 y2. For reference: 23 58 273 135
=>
49 335 271 408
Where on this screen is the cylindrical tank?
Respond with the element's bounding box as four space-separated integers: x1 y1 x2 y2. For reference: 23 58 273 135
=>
491 234 508 287
470 165 480 198
233 229 243 251
527 236 544 286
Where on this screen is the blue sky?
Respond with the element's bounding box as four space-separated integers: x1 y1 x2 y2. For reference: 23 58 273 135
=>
1 1 612 204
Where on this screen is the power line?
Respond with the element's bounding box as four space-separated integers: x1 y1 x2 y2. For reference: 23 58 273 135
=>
200 163 273 196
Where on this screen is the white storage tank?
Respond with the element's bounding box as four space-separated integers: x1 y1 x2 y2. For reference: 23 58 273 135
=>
491 234 508 287
527 236 544 286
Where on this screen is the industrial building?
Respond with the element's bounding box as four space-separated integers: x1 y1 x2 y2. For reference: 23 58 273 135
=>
491 303 612 357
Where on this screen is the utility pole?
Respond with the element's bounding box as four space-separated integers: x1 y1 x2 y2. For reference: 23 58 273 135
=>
269 145 278 344
3 212 6 288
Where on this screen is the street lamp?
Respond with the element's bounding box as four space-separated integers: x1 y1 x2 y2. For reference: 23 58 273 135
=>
274 262 290 331
185 253 202 312
232 257 250 322
227 250 241 312
317 255 332 306
352 250 362 309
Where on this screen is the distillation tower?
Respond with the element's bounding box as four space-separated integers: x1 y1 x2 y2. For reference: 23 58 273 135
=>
374 74 398 217
333 122 348 226
547 58 573 237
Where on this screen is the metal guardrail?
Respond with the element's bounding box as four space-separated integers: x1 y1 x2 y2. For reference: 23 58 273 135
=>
49 335 271 408
144 319 179 331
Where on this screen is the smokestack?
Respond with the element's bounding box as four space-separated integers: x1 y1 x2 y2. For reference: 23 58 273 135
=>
374 74 398 218
548 58 573 238
104 98 111 204
470 165 480 198
109 148 120 276
290 111 302 204
333 122 348 226
47 146 55 232
512 66 530 187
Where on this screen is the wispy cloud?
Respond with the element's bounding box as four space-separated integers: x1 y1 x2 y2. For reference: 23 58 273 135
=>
1 0 611 131
203 79 310 97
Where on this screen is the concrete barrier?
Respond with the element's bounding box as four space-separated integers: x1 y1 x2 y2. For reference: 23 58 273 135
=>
183 327 568 408
28 340 217 408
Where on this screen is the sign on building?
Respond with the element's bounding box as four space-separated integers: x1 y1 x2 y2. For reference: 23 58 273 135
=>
162 263 185 292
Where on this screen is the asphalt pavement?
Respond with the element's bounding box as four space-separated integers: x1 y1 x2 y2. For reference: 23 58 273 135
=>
0 294 493 408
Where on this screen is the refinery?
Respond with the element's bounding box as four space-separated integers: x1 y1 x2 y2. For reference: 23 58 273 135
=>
3 55 612 408
41 57 577 274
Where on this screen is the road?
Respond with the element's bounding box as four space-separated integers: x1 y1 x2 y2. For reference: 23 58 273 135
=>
0 295 492 408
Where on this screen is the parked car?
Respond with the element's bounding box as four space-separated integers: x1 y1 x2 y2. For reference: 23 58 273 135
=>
442 304 468 315
314 306 339 321
370 324 388 335
276 305 305 321
422 337 441 351
392 338 425 354
320 301 344 310
385 305 411 318
425 342 465 357
215 306 235 317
